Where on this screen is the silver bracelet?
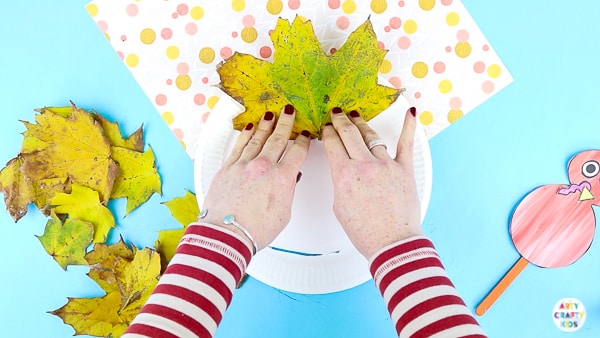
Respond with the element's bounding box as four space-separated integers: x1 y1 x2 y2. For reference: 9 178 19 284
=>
199 209 258 255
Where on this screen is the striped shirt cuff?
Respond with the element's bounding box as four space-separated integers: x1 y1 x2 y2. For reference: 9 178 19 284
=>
123 223 253 338
369 236 487 338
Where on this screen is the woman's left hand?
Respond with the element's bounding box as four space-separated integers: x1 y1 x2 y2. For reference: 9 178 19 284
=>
200 104 311 250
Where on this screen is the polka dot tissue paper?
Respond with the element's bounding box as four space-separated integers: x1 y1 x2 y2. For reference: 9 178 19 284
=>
86 0 512 158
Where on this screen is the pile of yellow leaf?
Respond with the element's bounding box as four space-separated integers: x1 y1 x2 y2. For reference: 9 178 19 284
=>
0 103 200 337
0 103 160 239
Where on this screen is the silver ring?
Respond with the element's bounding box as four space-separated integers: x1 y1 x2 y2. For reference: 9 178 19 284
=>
367 138 387 151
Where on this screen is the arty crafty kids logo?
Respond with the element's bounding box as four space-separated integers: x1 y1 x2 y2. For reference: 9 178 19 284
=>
552 298 586 332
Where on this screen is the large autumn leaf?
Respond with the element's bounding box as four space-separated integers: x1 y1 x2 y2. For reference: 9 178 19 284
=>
0 156 71 221
110 146 162 215
156 190 199 264
217 16 400 138
36 212 93 270
50 184 115 243
20 104 118 202
51 241 160 337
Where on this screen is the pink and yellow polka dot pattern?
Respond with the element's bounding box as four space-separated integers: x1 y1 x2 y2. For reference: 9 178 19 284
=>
87 0 512 157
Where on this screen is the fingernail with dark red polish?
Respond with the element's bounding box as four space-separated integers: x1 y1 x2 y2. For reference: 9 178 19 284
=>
349 110 360 118
332 107 343 114
284 104 294 115
245 122 254 130
264 111 274 121
301 130 311 137
409 107 416 117
296 171 303 183
325 122 333 126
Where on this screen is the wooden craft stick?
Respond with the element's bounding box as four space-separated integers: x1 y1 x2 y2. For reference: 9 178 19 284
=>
475 256 529 316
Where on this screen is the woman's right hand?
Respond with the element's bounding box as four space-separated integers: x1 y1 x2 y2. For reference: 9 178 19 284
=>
322 107 423 259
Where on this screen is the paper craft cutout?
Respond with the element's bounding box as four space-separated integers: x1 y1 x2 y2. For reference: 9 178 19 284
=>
86 0 513 158
476 150 600 315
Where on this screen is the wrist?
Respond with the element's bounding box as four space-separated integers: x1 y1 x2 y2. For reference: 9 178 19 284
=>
198 209 258 255
362 229 424 260
202 218 248 241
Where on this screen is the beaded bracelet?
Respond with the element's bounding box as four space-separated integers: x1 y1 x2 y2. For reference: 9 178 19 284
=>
198 209 258 255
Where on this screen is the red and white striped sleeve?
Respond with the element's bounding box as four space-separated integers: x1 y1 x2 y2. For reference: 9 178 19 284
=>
123 223 253 338
370 236 487 338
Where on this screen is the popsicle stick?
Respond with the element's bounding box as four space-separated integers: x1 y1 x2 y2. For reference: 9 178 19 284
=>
475 256 529 316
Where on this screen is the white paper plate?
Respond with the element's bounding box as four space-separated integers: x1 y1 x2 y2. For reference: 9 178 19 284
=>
194 91 432 294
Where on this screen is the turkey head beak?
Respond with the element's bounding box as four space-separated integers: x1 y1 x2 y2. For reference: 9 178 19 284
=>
579 187 594 201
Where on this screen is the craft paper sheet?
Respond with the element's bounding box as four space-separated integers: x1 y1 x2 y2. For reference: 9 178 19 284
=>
87 0 513 158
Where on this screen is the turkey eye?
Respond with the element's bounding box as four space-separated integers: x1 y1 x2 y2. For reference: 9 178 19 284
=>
582 160 600 178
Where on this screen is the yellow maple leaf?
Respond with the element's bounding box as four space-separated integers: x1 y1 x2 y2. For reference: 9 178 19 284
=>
161 189 199 227
0 156 34 221
93 112 144 152
116 248 160 311
50 184 116 243
110 146 162 215
51 242 161 337
31 177 71 214
156 190 199 265
0 156 70 221
20 103 118 202
85 240 135 293
36 212 93 270
155 228 184 272
52 292 129 337
35 105 74 118
217 16 400 138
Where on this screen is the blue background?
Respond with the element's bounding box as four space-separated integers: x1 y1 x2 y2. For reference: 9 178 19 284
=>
1 1 599 337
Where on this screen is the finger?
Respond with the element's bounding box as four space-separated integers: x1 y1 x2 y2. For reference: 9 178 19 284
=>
238 111 276 162
280 129 311 174
395 107 417 167
223 122 255 166
259 104 296 162
329 107 370 160
322 122 349 172
347 110 389 159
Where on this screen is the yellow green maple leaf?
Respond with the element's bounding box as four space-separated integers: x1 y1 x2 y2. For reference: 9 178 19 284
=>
20 103 118 202
93 112 144 152
110 146 162 215
156 190 199 264
217 16 400 138
51 244 160 338
36 212 93 270
50 184 115 243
